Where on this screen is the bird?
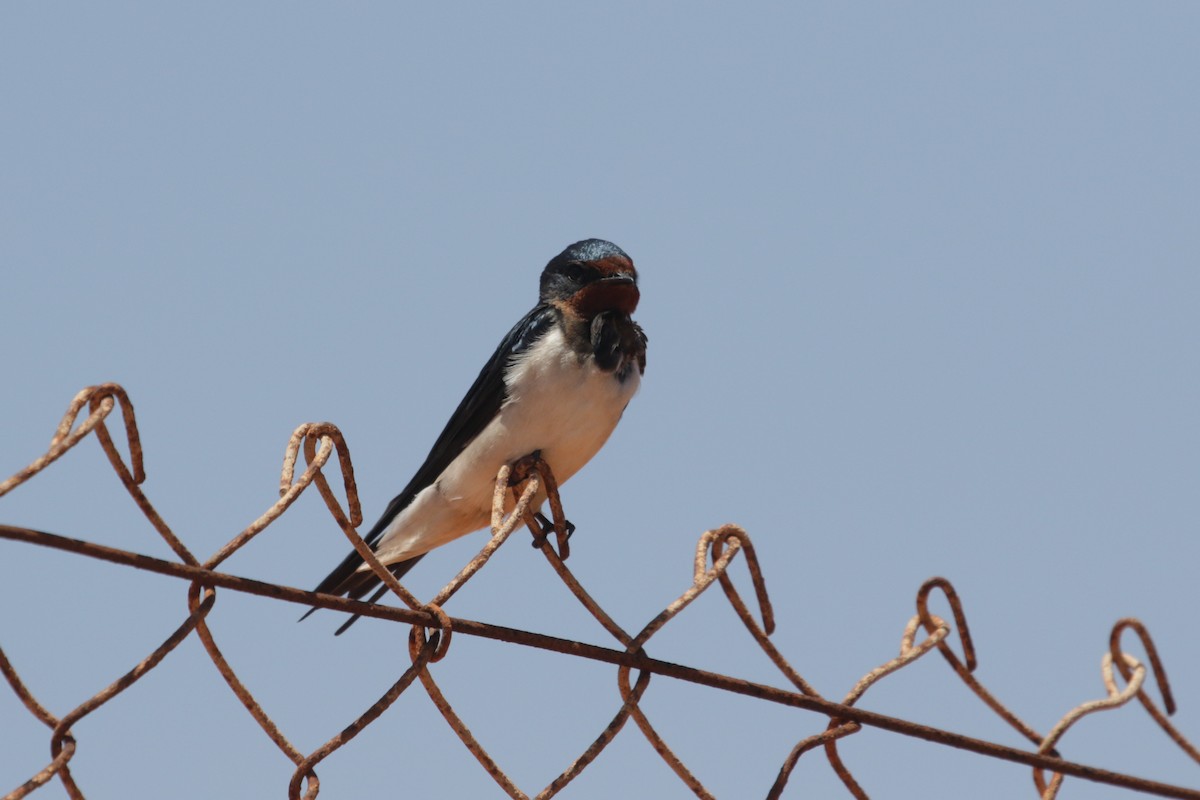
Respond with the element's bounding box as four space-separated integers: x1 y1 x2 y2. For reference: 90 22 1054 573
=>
307 238 647 633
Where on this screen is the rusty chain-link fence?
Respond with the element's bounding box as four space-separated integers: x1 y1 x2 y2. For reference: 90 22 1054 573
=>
2 383 1197 799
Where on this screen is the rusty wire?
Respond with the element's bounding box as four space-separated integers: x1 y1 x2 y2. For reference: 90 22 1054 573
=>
2 384 1199 799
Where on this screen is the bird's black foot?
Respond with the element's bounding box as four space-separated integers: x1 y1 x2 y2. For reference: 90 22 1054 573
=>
531 511 575 547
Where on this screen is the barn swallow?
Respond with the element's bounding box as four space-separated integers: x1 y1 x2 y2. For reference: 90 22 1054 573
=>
307 239 647 633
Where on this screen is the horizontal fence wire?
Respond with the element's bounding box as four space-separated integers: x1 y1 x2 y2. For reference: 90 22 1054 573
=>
1 384 1198 799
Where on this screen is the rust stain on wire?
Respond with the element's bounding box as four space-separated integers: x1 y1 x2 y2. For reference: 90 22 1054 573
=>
2 384 1199 800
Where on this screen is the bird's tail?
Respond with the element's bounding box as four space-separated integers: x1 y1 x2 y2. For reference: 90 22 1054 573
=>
300 553 425 634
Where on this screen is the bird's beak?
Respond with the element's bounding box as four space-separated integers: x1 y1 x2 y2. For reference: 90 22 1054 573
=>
597 272 637 287
570 271 640 315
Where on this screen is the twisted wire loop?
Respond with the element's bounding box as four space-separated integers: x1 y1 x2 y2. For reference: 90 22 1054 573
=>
822 614 953 798
1034 653 1147 799
0 384 195 564
3 385 1200 800
916 577 1051 750
405 454 647 800
183 421 376 796
0 385 128 499
0 384 210 799
1110 620 1200 764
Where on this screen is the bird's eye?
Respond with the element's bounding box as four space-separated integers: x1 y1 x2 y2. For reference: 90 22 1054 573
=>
565 263 590 283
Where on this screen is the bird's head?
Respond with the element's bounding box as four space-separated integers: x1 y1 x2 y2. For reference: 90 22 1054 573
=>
540 239 639 317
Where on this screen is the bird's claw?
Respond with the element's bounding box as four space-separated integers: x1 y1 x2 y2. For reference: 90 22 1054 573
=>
531 511 575 548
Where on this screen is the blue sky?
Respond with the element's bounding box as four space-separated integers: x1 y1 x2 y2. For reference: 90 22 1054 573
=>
3 3 1198 798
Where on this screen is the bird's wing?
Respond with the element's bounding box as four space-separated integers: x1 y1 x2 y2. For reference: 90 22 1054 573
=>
310 303 558 599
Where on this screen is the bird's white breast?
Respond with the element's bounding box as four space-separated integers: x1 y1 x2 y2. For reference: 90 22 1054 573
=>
369 326 639 565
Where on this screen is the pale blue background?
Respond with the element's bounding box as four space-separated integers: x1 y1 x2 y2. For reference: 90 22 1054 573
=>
2 3 1198 798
